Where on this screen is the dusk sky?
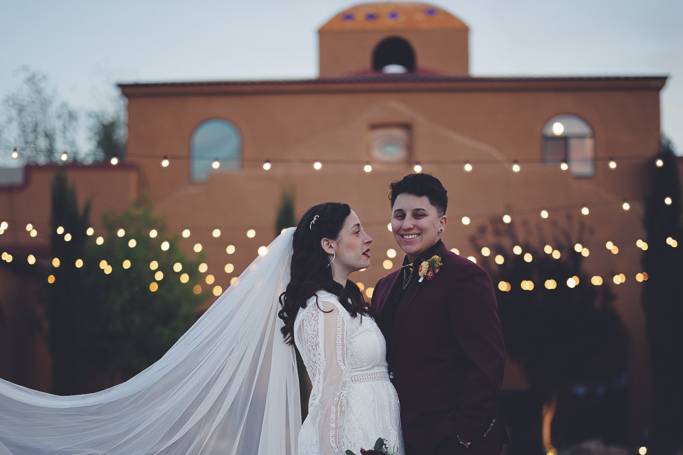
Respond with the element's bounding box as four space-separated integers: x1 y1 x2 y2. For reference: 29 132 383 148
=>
1 0 681 153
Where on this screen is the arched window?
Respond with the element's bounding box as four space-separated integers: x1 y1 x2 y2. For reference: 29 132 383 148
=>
372 37 416 73
190 119 241 182
542 114 595 177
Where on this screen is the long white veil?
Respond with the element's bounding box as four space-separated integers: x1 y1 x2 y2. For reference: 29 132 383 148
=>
0 228 301 454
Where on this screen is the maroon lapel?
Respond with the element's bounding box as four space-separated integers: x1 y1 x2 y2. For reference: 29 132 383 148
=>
375 270 401 315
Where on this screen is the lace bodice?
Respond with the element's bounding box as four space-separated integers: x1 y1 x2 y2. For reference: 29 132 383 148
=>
293 290 403 455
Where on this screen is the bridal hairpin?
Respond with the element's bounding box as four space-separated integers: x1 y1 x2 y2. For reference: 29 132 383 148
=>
309 214 320 230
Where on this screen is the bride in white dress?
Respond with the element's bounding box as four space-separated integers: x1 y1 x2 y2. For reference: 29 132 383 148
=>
280 203 404 455
0 202 403 454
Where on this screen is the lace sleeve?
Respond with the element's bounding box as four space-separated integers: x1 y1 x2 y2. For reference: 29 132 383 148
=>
317 299 347 455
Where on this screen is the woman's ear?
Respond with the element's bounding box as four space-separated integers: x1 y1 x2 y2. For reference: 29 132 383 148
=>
439 215 448 234
320 237 336 255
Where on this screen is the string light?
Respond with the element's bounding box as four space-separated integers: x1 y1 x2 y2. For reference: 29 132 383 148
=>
363 163 373 173
110 157 119 166
313 161 322 171
512 161 521 173
494 254 504 265
560 161 569 171
257 246 268 256
11 148 19 160
666 236 678 248
60 151 69 162
262 160 272 171
161 156 170 168
523 253 533 263
382 259 393 270
226 244 236 254
467 256 477 263
581 206 590 216
622 201 631 211
513 245 523 255
160 241 170 251
591 276 603 286
413 162 423 173
521 280 534 291
664 196 672 206
86 227 95 236
212 228 221 238
461 216 471 226
224 263 234 274
246 229 256 239
116 228 126 238
481 247 491 257
198 263 208 273
365 287 374 299
64 233 72 242
540 209 549 219
498 281 512 292
181 228 191 239
655 159 664 168
386 248 397 258
56 226 65 235
544 279 557 290
193 243 203 253
502 214 512 224
608 159 617 169
552 122 565 136
464 162 473 172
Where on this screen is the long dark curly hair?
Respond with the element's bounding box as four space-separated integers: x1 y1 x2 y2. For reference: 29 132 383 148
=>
278 202 370 345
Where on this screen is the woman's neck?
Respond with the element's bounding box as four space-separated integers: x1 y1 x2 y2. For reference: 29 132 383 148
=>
331 265 349 288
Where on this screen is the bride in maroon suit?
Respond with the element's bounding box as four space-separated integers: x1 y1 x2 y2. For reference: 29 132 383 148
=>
371 173 508 455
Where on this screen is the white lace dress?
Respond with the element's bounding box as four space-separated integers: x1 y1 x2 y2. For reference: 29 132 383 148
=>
294 290 404 455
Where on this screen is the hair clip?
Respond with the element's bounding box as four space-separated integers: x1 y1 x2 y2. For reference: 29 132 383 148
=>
309 214 320 230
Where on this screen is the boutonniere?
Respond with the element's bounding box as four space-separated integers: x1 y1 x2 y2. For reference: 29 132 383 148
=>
418 255 443 283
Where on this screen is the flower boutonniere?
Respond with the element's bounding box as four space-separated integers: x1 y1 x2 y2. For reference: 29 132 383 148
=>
418 255 443 283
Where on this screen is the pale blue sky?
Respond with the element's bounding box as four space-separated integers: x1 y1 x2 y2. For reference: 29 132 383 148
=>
1 0 681 152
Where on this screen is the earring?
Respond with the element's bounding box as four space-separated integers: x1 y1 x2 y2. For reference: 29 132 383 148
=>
439 228 444 233
327 251 336 267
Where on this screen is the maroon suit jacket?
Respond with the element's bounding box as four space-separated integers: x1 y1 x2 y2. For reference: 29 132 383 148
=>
372 242 507 454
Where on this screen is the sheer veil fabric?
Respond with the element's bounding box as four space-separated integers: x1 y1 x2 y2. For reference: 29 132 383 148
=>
0 228 301 455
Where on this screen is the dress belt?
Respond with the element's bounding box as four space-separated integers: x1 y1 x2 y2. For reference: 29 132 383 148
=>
350 370 390 384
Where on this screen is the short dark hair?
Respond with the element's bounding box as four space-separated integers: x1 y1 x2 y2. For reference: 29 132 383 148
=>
389 173 448 215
